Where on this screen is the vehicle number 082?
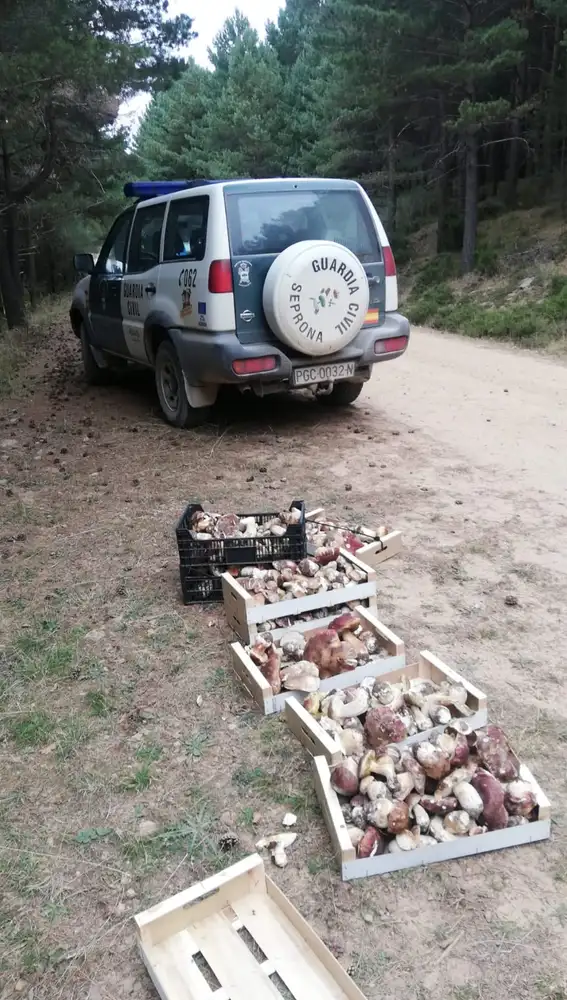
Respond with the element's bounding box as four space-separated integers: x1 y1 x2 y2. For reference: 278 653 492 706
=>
179 268 197 289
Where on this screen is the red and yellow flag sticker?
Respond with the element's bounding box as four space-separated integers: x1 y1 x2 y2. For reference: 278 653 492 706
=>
364 308 380 325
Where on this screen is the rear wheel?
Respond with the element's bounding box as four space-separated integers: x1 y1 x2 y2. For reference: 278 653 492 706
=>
80 323 108 385
317 381 364 406
155 340 211 428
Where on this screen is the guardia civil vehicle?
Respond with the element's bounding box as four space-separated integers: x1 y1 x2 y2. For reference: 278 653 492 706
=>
70 178 410 427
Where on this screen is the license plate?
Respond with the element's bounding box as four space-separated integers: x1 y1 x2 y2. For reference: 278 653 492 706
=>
292 362 356 387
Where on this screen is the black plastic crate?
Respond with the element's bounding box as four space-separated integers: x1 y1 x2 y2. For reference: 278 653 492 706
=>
176 501 307 604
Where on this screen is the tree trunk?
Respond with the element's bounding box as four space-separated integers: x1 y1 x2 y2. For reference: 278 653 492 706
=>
504 117 521 207
462 131 478 275
386 120 396 232
542 17 561 182
0 220 26 328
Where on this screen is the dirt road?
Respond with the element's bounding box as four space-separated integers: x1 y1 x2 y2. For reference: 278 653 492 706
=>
1 320 566 1000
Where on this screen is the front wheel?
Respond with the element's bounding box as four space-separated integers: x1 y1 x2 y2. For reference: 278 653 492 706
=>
317 381 364 407
155 340 211 428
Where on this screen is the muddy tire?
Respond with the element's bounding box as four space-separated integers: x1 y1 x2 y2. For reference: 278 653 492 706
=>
80 323 108 385
155 340 211 428
318 381 364 406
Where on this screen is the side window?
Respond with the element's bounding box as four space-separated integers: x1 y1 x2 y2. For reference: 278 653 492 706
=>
95 212 133 275
126 203 166 274
163 196 209 263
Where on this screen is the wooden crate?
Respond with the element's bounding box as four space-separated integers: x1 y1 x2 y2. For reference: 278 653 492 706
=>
135 853 367 1000
222 548 378 644
306 507 402 569
285 650 488 764
313 754 551 881
230 607 405 716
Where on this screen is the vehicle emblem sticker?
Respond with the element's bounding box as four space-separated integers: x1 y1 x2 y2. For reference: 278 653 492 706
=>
310 287 339 315
240 309 255 323
237 260 252 287
180 288 193 317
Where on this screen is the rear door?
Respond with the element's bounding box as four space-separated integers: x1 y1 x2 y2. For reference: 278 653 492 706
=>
224 181 386 351
121 200 166 361
158 194 210 330
89 210 133 354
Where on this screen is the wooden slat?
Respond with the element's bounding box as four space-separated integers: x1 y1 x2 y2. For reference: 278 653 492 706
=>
305 507 325 521
189 912 280 1000
230 642 272 713
358 530 403 567
233 893 350 1000
285 700 344 765
265 881 367 1000
519 763 551 821
312 756 356 866
135 855 265 947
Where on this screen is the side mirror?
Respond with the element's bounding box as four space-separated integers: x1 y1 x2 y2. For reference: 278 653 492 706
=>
73 253 95 274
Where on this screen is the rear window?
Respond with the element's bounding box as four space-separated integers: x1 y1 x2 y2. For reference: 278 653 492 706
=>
226 189 381 262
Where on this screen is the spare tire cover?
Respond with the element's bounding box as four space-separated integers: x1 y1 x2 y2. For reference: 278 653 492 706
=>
262 240 370 357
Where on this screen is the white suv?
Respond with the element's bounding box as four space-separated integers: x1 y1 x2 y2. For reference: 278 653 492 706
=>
70 178 409 427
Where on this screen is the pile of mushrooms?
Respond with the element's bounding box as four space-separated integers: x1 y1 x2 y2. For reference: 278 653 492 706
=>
307 516 385 555
235 553 367 607
190 506 302 540
303 673 475 752
332 724 539 858
246 610 386 695
257 600 366 635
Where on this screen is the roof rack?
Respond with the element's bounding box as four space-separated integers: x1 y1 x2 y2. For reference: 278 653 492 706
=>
123 180 222 200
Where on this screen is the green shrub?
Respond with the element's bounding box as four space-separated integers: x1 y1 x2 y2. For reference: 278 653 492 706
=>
412 255 459 296
406 282 455 325
474 242 499 276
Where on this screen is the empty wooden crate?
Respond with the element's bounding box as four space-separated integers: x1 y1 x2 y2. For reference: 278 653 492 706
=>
135 854 367 1000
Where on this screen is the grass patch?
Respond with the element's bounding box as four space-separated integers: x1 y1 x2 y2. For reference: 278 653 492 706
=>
9 620 86 682
0 295 68 396
123 764 153 792
184 730 211 759
9 711 56 747
136 744 163 763
56 716 91 759
84 688 112 716
121 792 234 874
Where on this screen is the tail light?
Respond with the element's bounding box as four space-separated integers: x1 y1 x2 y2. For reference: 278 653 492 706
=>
208 259 233 293
232 356 277 375
382 245 396 277
374 336 407 355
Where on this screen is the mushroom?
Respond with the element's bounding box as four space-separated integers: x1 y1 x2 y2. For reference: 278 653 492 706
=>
395 828 421 851
408 704 433 732
366 799 394 830
429 816 456 843
280 661 320 692
357 827 385 858
347 826 364 848
475 726 519 782
328 611 361 634
504 780 537 817
279 631 307 660
330 757 359 797
339 729 365 757
413 803 431 833
303 692 323 716
360 777 390 802
298 558 320 577
470 769 508 830
444 810 472 836
453 781 483 819
359 750 398 791
261 648 282 695
387 801 410 835
328 688 369 720
399 753 426 795
364 706 407 752
415 741 451 781
256 832 297 868
393 772 415 801
420 795 459 816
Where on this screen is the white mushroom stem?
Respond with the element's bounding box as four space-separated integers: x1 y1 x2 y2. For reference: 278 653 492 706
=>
429 816 456 843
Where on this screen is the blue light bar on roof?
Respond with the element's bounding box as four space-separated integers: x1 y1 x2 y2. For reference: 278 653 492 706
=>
123 181 194 199
123 180 224 199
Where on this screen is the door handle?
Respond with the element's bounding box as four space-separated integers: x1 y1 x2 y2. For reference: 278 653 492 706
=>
145 283 156 295
366 274 379 286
